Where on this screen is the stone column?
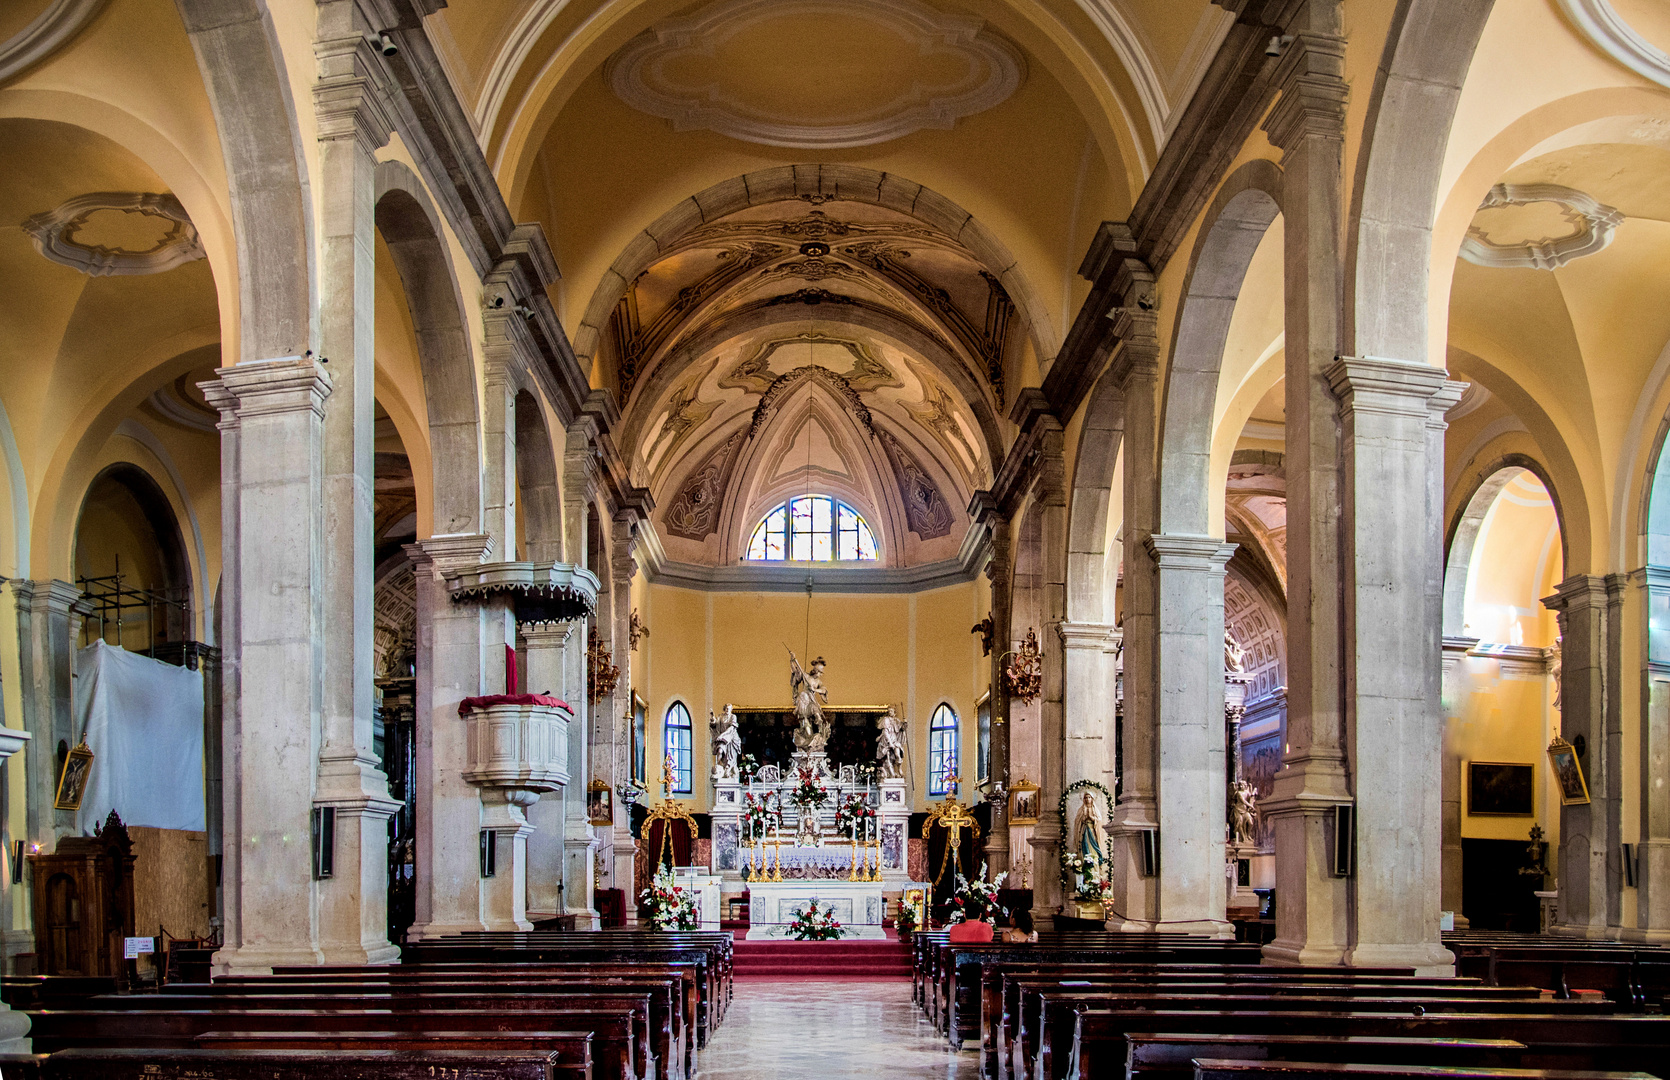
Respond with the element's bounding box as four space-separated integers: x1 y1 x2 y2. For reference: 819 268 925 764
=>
312 7 400 965
202 358 333 974
1026 423 1068 929
1148 535 1237 935
407 534 496 940
606 516 639 905
979 504 1012 874
561 418 606 913
1060 621 1117 794
1542 575 1618 937
524 622 597 926
1636 569 1670 941
481 361 519 559
1261 0 1354 968
1106 271 1162 927
1440 636 1479 929
1328 357 1453 973
12 581 89 847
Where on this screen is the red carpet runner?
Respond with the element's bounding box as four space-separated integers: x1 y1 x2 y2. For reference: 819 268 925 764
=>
731 937 912 979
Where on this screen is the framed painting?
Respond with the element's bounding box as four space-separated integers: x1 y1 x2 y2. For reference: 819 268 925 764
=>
587 780 615 826
53 741 94 812
1009 777 1040 825
1547 737 1590 806
1467 761 1535 816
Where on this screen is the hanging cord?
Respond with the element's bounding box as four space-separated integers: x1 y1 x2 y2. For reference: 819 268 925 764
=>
803 373 814 659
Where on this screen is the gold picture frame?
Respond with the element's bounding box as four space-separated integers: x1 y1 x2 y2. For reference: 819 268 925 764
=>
54 741 94 811
587 780 615 826
1009 776 1040 825
1548 737 1590 806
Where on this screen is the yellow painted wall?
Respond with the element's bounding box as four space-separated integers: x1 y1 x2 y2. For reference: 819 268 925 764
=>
639 580 986 811
1448 656 1558 848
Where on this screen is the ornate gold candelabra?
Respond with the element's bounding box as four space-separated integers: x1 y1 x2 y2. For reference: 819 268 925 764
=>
771 825 783 881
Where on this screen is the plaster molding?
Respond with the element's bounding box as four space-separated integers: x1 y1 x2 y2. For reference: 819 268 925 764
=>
1557 0 1670 91
604 0 1026 149
0 0 107 83
22 191 205 277
1460 184 1624 271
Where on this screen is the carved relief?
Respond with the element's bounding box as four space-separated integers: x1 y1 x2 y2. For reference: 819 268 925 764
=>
665 431 745 541
24 192 205 276
720 332 901 394
646 378 721 476
876 429 954 540
750 366 872 438
905 383 978 479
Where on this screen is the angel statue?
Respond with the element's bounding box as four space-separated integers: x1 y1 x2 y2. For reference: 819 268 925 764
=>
710 703 742 781
876 706 908 780
787 649 832 764
1074 791 1106 862
1230 778 1259 844
1224 630 1247 675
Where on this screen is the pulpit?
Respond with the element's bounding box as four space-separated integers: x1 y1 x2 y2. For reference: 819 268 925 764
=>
31 810 135 979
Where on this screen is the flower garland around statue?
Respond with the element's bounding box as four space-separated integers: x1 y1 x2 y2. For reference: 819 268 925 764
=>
833 792 875 836
948 862 1008 925
787 898 845 940
1057 778 1117 898
638 868 699 931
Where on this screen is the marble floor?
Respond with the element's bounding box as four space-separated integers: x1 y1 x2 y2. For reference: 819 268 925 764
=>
696 979 980 1078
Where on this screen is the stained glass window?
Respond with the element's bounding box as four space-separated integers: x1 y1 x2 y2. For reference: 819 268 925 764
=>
664 702 692 794
746 496 878 562
928 703 959 796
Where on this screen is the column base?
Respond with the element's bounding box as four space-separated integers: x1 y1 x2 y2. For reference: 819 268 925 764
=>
1261 939 1348 968
406 920 489 941
1549 922 1622 941
212 944 327 977
565 907 602 930
1618 926 1670 944
317 942 402 966
1347 942 1455 977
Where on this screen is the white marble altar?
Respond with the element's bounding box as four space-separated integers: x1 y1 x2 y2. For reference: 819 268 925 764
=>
673 867 724 929
745 880 887 939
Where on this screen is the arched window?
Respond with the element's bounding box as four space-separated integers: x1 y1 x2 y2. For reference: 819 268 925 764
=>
663 702 693 794
746 495 878 562
928 703 959 796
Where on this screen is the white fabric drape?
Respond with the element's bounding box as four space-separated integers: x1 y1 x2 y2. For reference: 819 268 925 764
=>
73 640 206 835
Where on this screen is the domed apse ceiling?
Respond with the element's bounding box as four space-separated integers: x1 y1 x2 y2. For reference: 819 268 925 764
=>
604 197 1018 573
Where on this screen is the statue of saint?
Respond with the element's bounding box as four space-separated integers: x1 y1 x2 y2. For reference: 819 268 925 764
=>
787 649 832 759
710 703 742 780
1224 630 1247 675
876 706 907 780
1073 791 1106 862
1230 778 1258 844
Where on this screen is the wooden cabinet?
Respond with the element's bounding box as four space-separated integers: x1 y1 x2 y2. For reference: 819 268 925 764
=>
30 811 135 978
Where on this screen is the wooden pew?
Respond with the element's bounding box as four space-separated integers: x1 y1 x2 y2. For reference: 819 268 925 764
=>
1072 1009 1670 1080
1125 1034 1528 1080
38 1046 585 1080
1190 1060 1657 1080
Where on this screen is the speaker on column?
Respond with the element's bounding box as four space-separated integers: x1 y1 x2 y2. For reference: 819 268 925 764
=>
1623 843 1638 888
311 806 335 880
1140 828 1159 877
480 829 497 878
1332 804 1354 878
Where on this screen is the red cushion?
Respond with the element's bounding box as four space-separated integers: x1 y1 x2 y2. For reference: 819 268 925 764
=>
458 693 572 715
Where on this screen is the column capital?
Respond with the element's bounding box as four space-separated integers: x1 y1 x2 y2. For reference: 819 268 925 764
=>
1145 533 1236 570
1426 379 1469 431
211 357 333 420
1326 356 1450 420
520 622 578 648
1542 573 1608 615
407 533 495 576
10 579 90 616
1261 29 1348 156
313 32 395 156
1057 620 1118 649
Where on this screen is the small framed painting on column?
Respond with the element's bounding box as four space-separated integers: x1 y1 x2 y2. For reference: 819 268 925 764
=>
1547 737 1590 806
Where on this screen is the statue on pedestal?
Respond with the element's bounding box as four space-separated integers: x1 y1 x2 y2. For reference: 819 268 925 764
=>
711 703 742 780
1073 791 1106 861
1230 778 1259 844
787 649 832 774
876 706 907 780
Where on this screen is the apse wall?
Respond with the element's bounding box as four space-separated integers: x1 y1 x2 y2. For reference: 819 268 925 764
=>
634 579 989 813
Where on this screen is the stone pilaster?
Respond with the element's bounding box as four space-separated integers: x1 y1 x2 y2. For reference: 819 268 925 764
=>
980 505 1011 874
1260 0 1354 968
1329 357 1454 974
606 516 639 910
406 533 496 941
523 622 597 926
1059 621 1117 792
11 580 90 847
202 358 334 974
1106 268 1162 928
1636 568 1670 940
312 5 400 965
1148 534 1236 935
1542 575 1618 937
481 360 519 559
1026 423 1068 929
1440 636 1479 929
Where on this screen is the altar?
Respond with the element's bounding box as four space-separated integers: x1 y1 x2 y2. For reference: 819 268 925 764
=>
745 879 887 939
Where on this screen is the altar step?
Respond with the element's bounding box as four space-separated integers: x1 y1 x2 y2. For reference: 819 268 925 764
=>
731 937 911 979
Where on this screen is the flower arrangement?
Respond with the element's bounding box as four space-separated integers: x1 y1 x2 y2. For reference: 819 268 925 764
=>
739 753 761 784
789 766 829 812
742 790 782 838
638 868 699 931
948 862 1008 924
833 792 875 836
1061 852 1113 901
787 898 845 940
895 901 919 936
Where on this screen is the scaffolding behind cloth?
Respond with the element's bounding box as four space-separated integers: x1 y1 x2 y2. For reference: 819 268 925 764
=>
74 640 205 835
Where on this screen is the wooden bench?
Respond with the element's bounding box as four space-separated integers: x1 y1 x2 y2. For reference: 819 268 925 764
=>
1190 1060 1657 1080
1126 1034 1527 1080
37 1047 585 1080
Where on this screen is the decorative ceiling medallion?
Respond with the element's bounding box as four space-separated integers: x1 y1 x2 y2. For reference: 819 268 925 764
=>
605 0 1026 149
1556 0 1670 91
23 192 204 277
1459 183 1624 271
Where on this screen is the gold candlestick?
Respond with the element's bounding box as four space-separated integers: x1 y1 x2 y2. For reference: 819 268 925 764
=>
771 826 783 881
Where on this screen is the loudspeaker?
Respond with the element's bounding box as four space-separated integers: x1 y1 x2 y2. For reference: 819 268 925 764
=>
1623 843 1638 888
480 829 497 878
10 840 21 884
1332 804 1354 878
1140 828 1159 877
311 806 335 879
